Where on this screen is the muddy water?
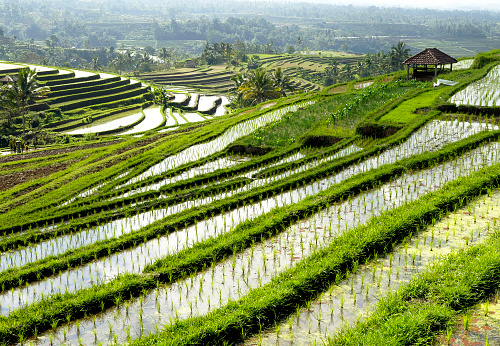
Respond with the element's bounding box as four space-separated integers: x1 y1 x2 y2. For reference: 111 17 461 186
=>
3 120 492 315
252 190 500 345
437 290 500 345
25 141 500 345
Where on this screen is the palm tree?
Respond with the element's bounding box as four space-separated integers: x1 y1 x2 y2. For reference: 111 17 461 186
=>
271 67 294 97
158 47 171 67
90 57 101 71
230 73 245 108
340 64 353 81
111 53 127 75
238 68 281 105
391 41 411 70
2 68 49 138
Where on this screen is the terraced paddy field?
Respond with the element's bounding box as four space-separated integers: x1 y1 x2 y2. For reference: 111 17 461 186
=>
1 53 500 346
0 62 228 136
138 54 348 96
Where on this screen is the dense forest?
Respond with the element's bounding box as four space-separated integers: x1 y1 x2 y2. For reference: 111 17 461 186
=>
1 0 499 56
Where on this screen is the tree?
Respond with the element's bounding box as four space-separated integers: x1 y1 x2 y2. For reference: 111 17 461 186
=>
158 47 172 67
90 57 101 71
271 67 294 97
390 41 411 70
238 68 281 105
2 68 49 138
111 53 127 74
230 73 245 108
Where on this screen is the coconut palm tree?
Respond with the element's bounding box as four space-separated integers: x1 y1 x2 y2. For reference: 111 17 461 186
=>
111 53 127 75
271 67 294 97
158 47 172 68
230 73 245 108
391 41 411 70
90 57 102 71
2 68 49 138
238 68 281 105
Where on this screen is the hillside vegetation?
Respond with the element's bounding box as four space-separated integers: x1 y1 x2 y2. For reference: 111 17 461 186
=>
0 49 499 345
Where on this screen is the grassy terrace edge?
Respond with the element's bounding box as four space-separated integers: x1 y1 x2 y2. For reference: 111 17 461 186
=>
327 230 500 345
0 93 321 226
0 108 464 287
131 163 500 345
1 128 499 344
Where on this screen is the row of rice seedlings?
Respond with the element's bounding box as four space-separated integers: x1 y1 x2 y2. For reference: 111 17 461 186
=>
60 101 313 207
0 176 254 272
3 116 484 286
1 140 358 268
259 118 496 180
0 151 365 314
1 118 492 303
124 101 316 186
253 188 500 345
27 140 500 345
116 154 266 200
62 171 132 207
450 65 500 107
0 145 349 271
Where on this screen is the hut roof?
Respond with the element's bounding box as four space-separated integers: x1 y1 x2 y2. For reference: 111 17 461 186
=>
403 48 457 65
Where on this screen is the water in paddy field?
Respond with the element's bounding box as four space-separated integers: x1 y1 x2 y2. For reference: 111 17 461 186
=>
23 140 500 345
436 288 500 345
24 118 491 288
171 111 187 124
64 111 143 135
183 112 206 122
450 65 500 107
187 93 199 108
162 108 177 127
197 95 220 112
170 92 188 103
124 101 315 185
35 118 492 271
445 59 473 71
70 69 97 78
120 106 164 135
251 189 500 345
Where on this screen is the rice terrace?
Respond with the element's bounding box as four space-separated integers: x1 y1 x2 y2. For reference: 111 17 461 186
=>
3 13 500 345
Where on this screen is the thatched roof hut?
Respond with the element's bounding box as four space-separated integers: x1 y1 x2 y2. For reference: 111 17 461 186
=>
403 48 458 80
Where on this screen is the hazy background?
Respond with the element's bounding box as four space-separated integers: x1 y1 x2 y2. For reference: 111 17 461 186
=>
270 0 500 12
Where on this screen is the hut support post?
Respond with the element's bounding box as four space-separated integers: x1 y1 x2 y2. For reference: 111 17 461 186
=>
406 64 409 80
434 65 438 77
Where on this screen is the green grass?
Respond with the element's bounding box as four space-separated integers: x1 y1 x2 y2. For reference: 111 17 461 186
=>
235 80 419 148
377 88 444 124
328 226 500 345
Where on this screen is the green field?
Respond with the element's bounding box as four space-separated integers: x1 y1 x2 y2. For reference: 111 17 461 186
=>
1 51 500 346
